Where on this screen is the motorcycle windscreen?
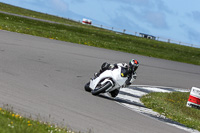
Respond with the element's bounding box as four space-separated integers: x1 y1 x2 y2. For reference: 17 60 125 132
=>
120 67 129 77
112 68 127 86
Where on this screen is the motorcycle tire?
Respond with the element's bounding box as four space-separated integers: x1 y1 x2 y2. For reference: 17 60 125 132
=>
85 82 91 92
110 89 119 97
91 82 112 96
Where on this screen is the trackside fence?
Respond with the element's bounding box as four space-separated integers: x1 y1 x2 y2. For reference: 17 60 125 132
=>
1 10 198 48
90 23 200 48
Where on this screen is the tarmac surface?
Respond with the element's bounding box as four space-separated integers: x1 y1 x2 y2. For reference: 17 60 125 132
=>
0 30 200 133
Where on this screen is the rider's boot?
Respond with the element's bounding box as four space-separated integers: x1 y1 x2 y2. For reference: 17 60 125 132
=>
110 89 119 98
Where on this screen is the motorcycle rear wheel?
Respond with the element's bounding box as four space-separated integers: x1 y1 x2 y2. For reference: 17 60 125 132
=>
91 82 112 95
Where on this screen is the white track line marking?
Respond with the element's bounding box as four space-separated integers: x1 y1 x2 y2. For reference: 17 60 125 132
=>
139 87 172 93
117 94 142 104
120 87 147 97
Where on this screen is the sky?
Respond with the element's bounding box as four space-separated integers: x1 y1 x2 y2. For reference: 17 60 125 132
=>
0 0 200 47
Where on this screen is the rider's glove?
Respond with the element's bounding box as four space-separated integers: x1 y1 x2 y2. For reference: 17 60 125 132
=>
126 81 131 86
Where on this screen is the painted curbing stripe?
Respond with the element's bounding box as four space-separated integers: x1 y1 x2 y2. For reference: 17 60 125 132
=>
120 102 159 115
139 87 172 93
120 87 147 97
130 85 190 92
116 94 143 104
119 91 141 98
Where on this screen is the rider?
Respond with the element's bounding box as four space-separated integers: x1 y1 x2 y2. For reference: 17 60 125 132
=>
94 59 139 97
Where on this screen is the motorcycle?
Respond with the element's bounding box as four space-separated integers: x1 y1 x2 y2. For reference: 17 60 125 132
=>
85 63 136 97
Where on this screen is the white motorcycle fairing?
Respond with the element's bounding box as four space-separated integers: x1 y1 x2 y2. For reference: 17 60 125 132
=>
89 66 128 93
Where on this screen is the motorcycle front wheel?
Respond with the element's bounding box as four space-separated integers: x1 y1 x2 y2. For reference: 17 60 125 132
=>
91 82 112 95
85 82 91 92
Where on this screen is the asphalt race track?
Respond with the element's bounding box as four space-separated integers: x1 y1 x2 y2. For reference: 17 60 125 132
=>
0 30 200 133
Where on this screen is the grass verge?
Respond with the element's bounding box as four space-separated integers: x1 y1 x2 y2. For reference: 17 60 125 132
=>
0 2 82 27
0 12 199 65
0 2 200 65
141 92 200 131
0 2 107 30
0 107 76 133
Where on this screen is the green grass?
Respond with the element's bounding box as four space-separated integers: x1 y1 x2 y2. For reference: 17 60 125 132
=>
0 2 108 30
141 92 200 131
0 107 75 133
0 11 200 65
0 2 200 65
0 2 82 27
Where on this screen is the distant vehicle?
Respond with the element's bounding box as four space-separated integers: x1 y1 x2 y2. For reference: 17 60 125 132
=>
82 18 92 25
139 33 156 40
